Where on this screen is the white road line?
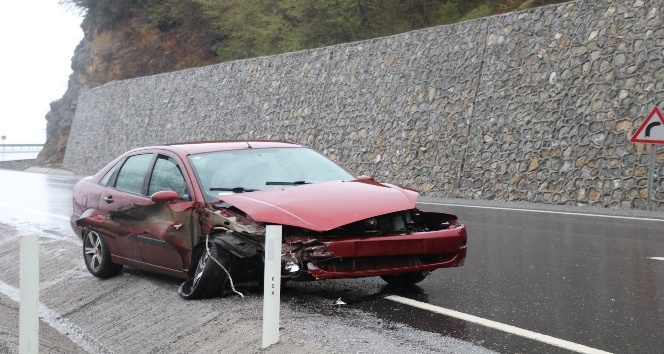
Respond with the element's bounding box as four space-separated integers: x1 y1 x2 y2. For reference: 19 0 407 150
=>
0 280 107 353
386 295 613 354
647 257 664 261
0 202 69 221
418 202 664 222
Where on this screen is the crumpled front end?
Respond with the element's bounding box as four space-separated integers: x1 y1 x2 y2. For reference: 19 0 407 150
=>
206 203 466 282
279 209 467 280
210 180 467 283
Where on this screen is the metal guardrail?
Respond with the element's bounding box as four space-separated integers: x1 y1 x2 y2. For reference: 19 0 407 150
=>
0 144 44 152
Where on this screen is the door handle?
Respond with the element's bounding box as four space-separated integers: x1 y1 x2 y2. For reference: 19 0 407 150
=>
104 195 114 204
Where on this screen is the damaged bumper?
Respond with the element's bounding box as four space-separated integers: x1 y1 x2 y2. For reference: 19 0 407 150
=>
287 224 467 280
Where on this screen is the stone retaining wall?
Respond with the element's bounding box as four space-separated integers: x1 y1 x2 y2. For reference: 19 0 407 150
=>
65 0 664 211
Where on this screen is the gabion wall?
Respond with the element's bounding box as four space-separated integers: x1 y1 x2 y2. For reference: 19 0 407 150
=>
65 0 664 211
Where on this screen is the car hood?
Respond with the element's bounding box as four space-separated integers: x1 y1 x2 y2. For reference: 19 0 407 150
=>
218 179 418 232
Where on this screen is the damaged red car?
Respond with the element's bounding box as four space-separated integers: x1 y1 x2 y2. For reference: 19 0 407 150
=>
70 141 467 299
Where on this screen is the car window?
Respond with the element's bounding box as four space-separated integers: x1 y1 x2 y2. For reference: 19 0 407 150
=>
99 161 120 187
189 147 354 200
148 155 188 199
114 154 154 195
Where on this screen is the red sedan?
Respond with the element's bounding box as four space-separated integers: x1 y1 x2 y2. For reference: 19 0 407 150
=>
71 141 467 299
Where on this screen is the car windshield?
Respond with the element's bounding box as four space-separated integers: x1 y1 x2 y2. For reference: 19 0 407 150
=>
188 147 355 200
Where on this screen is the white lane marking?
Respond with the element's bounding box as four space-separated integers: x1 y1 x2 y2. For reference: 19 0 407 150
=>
0 202 69 221
418 202 664 223
647 257 664 261
0 281 107 353
386 295 612 354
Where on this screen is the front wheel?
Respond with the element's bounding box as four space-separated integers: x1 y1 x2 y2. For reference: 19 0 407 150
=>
380 271 429 286
178 242 232 300
83 230 123 279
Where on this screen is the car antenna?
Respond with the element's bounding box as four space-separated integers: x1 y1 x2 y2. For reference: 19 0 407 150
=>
246 141 253 149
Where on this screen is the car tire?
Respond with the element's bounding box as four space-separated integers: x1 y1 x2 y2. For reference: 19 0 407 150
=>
178 242 231 300
83 230 123 279
380 271 429 286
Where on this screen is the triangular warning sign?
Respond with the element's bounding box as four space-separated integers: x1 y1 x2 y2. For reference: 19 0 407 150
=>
631 107 664 144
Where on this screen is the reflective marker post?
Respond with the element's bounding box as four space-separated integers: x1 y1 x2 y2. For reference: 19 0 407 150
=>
19 234 39 354
262 225 282 349
648 144 656 211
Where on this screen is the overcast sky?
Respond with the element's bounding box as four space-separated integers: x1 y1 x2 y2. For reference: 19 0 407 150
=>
0 1 83 144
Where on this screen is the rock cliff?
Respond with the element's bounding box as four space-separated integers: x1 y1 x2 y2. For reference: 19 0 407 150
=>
37 1 222 165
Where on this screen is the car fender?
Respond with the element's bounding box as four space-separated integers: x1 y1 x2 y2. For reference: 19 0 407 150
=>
212 232 259 258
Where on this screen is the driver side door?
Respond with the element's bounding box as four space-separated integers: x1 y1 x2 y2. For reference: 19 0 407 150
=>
136 154 197 272
97 153 155 262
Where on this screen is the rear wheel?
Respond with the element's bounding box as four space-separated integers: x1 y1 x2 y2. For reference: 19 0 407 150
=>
179 242 232 300
83 230 123 279
380 271 429 286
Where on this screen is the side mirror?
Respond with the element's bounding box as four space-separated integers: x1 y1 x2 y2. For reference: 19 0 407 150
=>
355 175 374 181
151 190 180 203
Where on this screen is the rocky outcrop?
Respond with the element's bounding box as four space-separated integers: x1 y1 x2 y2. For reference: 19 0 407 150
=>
39 73 81 166
38 1 222 165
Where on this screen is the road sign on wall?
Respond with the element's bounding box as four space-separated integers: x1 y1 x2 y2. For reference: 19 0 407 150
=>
631 107 664 144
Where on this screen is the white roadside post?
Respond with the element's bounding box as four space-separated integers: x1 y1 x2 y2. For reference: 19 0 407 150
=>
262 225 282 349
19 234 39 354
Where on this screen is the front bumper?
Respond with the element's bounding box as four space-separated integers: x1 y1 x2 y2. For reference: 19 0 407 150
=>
294 224 467 280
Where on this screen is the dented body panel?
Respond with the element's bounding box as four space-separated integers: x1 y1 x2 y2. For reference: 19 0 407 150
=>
71 141 467 291
75 198 200 279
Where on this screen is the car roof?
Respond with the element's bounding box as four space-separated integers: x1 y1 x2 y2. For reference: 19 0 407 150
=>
150 140 302 155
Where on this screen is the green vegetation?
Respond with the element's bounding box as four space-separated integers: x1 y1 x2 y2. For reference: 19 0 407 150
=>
65 0 568 62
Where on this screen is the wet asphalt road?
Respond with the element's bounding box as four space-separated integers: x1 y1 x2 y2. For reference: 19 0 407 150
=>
408 201 664 354
0 168 662 353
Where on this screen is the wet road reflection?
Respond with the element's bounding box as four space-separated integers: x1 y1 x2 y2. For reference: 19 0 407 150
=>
0 169 78 238
283 277 579 353
415 203 664 354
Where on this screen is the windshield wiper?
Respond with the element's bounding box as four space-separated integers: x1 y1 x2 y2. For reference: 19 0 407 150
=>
210 187 258 193
265 181 311 186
